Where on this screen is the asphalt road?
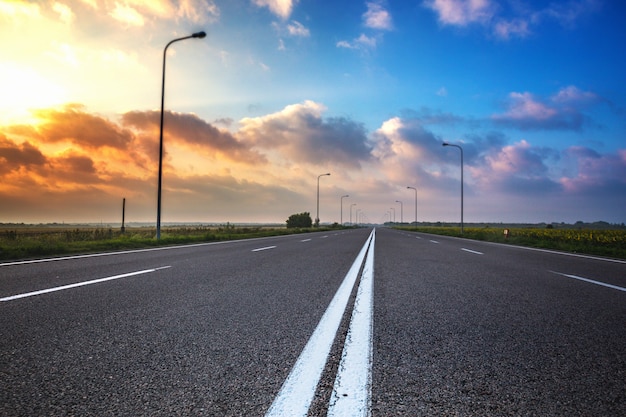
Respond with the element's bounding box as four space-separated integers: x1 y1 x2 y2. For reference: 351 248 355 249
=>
1 227 624 416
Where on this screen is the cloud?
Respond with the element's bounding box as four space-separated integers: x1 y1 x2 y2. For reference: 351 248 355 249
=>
122 110 266 164
177 0 220 23
424 0 600 40
109 3 145 26
337 33 378 50
52 2 75 24
538 0 602 28
238 100 372 169
0 134 47 175
337 1 392 51
103 0 220 26
252 0 296 20
560 146 626 193
493 18 530 39
8 104 134 149
458 138 564 199
423 0 495 26
370 116 448 188
0 1 41 20
286 20 309 37
364 1 393 30
551 85 600 105
491 87 600 131
1 102 624 224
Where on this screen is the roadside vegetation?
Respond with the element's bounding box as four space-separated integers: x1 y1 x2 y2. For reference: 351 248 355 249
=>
0 223 344 261
393 224 626 260
2 221 624 261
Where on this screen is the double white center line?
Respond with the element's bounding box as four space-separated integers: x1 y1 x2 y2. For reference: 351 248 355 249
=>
265 229 375 417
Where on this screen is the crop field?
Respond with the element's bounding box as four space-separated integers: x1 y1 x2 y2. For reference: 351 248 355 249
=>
394 225 626 259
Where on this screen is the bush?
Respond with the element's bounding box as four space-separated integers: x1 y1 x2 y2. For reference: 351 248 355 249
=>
286 212 312 228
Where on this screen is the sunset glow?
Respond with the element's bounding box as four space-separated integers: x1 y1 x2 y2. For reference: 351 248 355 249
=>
1 0 625 224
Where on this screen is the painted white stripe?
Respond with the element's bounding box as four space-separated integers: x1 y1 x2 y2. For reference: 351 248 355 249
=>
328 229 375 416
461 248 483 255
0 233 298 267
321 235 329 239
550 271 626 292
300 239 312 242
265 230 375 417
252 246 277 252
415 236 422 239
0 266 171 302
429 240 439 244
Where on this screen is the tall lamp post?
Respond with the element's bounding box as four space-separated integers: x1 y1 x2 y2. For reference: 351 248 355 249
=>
443 142 464 234
407 186 417 228
157 31 206 239
340 194 349 225
395 200 403 224
350 203 357 225
316 173 331 227
390 207 395 223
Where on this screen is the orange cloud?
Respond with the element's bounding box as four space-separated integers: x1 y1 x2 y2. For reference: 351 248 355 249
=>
0 134 47 175
122 110 266 164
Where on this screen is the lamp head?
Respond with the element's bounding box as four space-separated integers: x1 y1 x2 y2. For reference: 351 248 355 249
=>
442 142 449 147
192 31 207 38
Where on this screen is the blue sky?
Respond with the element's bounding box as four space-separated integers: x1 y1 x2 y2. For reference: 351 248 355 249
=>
0 0 624 224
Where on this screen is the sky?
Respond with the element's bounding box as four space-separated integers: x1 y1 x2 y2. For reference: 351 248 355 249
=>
1 0 625 225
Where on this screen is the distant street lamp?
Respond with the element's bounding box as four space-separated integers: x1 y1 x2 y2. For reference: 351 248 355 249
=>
156 31 206 240
407 186 417 227
316 173 331 227
340 194 349 225
395 200 403 223
350 203 357 225
443 142 464 234
390 207 395 223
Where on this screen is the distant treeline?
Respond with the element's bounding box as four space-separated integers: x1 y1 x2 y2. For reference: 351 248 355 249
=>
385 221 626 230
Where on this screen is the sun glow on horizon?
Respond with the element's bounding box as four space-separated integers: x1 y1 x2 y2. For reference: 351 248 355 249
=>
0 64 69 125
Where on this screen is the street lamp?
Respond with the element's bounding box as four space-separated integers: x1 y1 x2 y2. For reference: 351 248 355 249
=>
340 195 349 225
407 186 417 228
350 203 357 225
443 142 464 234
316 173 331 227
390 207 395 223
395 200 403 224
157 31 206 239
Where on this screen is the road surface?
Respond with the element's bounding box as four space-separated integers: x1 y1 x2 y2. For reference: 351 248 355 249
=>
1 227 625 416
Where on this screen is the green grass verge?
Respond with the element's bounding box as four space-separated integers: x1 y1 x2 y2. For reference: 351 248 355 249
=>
393 226 626 260
0 225 347 261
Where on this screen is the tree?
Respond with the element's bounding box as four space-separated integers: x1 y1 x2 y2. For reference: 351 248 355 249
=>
286 212 312 228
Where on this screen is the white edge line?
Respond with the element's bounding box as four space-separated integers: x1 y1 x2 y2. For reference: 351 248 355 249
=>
0 231 335 267
265 229 375 417
550 271 626 292
0 266 171 302
328 229 375 416
300 239 312 242
461 248 483 255
252 246 277 252
429 240 439 244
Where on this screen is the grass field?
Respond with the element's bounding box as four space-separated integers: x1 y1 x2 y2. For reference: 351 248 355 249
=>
0 224 339 261
394 225 626 259
1 223 625 261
